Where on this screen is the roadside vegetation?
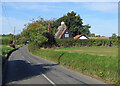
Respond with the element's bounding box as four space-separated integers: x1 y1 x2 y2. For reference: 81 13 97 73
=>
0 35 22 66
30 47 119 84
1 45 14 65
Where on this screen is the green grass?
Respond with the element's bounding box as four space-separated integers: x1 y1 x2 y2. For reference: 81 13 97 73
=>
30 47 119 84
57 46 118 56
0 36 9 39
2 45 14 55
1 45 14 65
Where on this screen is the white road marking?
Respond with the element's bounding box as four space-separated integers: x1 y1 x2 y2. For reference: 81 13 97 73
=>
20 51 56 85
42 74 56 86
20 54 31 63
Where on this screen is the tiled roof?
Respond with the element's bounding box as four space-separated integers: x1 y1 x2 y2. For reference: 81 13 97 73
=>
74 35 82 39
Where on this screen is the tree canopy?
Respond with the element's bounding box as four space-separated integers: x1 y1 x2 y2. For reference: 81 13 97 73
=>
52 11 91 37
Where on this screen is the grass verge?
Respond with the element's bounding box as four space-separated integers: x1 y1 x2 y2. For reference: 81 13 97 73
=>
30 48 119 84
1 45 20 66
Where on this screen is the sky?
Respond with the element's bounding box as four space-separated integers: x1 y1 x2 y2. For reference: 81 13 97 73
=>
1 1 118 37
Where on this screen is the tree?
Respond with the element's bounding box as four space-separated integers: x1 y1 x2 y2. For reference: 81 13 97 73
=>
9 33 13 44
109 33 117 39
96 35 101 37
20 18 57 49
52 11 91 37
88 33 95 37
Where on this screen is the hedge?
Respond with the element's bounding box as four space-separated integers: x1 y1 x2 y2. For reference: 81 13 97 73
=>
56 39 118 47
0 39 12 45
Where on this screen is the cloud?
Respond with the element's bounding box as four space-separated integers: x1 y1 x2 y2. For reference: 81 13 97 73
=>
1 0 119 2
5 3 58 12
1 16 29 34
83 2 118 13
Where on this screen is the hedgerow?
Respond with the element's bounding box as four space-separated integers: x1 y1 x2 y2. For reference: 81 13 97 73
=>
56 39 118 47
1 39 12 45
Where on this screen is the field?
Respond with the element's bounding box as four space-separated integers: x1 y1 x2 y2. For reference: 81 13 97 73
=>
57 47 118 56
30 46 119 84
0 35 9 39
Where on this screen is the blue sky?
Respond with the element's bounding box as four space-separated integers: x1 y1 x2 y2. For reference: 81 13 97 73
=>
1 2 118 37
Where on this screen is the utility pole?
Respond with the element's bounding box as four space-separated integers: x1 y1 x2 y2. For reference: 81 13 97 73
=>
13 26 15 44
48 21 50 33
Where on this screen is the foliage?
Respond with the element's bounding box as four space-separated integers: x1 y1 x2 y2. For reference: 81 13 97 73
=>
22 18 57 50
9 44 15 48
109 33 118 40
52 11 91 37
9 33 14 41
1 45 14 65
56 39 118 47
1 39 12 45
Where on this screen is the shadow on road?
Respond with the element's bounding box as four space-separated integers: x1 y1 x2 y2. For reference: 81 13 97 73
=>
2 60 58 85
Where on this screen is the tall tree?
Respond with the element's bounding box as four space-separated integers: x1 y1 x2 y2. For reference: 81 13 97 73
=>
52 11 91 37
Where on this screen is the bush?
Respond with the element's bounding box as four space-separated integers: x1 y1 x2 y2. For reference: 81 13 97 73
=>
56 39 118 47
10 44 15 48
2 39 12 45
28 42 39 52
43 32 57 48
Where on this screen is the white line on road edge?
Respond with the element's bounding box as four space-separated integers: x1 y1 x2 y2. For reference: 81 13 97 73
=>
42 74 56 86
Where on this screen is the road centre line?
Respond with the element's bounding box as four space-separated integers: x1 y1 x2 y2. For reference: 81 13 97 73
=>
20 51 56 85
20 53 31 63
42 74 56 86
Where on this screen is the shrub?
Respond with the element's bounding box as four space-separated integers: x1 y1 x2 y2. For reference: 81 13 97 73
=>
56 39 118 47
2 39 12 45
10 44 15 48
28 42 39 52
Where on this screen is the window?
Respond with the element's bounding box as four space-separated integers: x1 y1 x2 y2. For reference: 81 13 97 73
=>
65 34 69 38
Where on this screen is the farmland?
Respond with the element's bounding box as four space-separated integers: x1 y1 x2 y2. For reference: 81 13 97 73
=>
30 46 118 84
0 35 9 39
57 46 118 56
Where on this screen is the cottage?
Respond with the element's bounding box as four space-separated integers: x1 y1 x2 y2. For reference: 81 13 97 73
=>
74 34 88 39
55 21 73 39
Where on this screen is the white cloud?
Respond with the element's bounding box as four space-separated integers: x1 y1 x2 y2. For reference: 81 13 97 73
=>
1 0 119 2
83 3 118 13
5 3 57 12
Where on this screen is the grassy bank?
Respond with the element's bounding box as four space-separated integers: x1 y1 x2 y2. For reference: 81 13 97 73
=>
30 47 119 84
1 45 14 65
1 45 21 66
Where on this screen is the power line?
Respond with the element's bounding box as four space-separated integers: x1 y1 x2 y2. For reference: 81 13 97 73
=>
2 2 13 33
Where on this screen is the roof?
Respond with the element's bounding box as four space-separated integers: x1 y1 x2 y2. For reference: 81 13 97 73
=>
74 35 82 39
58 28 67 39
55 23 67 39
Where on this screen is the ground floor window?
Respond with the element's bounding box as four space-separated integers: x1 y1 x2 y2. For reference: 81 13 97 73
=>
65 34 69 38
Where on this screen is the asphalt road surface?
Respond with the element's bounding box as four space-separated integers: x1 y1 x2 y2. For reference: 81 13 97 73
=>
2 45 107 85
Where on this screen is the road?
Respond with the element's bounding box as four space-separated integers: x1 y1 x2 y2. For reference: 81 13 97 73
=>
2 45 106 85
